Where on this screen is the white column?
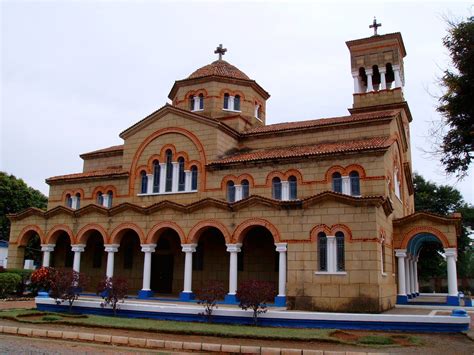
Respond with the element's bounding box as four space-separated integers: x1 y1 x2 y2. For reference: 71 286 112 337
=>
184 170 192 192
234 185 243 202
181 244 197 294
341 176 350 195
275 243 287 297
228 96 235 110
405 256 411 296
326 236 336 273
365 69 374 92
102 193 110 208
281 181 290 201
414 256 419 294
104 244 119 278
146 174 153 194
226 243 242 296
393 65 402 88
379 68 387 90
352 71 361 93
445 248 458 296
71 244 85 273
159 163 166 193
41 244 55 267
193 96 200 111
71 195 78 209
141 244 156 293
395 250 407 297
171 162 179 192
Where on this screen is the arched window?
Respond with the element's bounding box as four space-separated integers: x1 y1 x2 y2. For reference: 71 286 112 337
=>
272 177 282 200
241 179 249 199
255 104 262 119
318 232 327 271
178 157 185 191
336 231 345 271
288 175 297 200
191 165 198 190
394 167 401 199
227 181 235 202
349 171 360 196
107 190 113 208
358 67 367 91
189 95 195 110
223 93 230 109
165 149 173 192
198 93 204 110
140 170 148 194
332 172 342 193
96 192 103 205
65 194 72 208
385 63 394 88
234 95 241 111
381 237 386 274
152 160 160 193
372 65 380 90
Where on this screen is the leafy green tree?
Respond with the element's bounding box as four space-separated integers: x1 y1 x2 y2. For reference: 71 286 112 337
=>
413 173 474 285
0 172 48 241
437 16 474 178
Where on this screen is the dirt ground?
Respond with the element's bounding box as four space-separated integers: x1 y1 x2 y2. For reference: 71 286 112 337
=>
1 300 473 354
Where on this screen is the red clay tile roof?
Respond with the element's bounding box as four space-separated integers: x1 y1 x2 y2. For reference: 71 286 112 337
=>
80 145 124 159
243 110 399 135
188 60 250 80
209 136 393 166
46 168 128 183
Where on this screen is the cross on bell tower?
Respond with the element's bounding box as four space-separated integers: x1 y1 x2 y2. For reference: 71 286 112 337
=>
214 44 227 60
369 17 382 36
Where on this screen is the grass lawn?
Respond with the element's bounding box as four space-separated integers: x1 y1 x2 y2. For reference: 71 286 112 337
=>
0 308 421 347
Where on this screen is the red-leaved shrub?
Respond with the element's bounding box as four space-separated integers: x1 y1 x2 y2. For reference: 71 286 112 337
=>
97 276 129 316
49 269 88 312
30 267 54 292
236 280 276 325
195 281 226 322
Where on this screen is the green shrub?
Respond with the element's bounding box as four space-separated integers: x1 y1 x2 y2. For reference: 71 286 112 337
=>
0 273 22 298
6 269 33 295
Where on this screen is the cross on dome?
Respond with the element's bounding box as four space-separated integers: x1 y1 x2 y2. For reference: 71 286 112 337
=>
369 17 382 36
214 44 227 60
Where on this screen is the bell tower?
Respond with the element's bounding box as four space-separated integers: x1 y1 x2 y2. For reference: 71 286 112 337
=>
346 20 407 111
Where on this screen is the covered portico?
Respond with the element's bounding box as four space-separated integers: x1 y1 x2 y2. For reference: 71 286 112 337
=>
393 212 462 306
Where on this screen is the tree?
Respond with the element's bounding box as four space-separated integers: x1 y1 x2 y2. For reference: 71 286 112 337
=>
49 269 88 313
195 281 226 323
0 172 48 241
97 276 129 316
436 16 474 178
413 173 474 285
236 280 276 325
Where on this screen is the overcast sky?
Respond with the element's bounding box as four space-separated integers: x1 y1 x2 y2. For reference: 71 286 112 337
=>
1 1 473 205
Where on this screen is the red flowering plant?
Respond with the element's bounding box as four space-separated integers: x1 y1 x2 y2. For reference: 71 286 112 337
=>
236 280 276 325
30 267 55 294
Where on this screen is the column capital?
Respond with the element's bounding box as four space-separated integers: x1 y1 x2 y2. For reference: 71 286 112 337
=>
445 248 457 257
395 249 407 258
365 69 373 75
41 244 55 252
226 243 242 253
326 235 335 240
71 244 85 253
275 243 288 252
182 244 197 253
104 244 119 253
141 244 156 253
392 64 401 71
378 67 387 74
351 71 359 78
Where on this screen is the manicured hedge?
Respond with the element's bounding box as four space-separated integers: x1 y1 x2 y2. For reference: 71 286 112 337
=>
0 273 22 298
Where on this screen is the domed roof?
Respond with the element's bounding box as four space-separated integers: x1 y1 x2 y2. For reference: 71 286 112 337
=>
188 60 250 80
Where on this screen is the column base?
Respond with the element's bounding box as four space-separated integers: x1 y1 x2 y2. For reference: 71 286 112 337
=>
411 293 417 298
407 294 413 299
179 292 195 301
447 295 460 306
37 291 49 298
396 295 408 304
416 292 420 296
274 296 287 307
224 294 238 304
138 290 154 299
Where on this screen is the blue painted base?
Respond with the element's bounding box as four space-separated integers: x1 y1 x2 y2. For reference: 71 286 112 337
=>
465 298 472 307
397 295 408 304
137 290 154 299
179 292 195 301
447 295 460 306
416 292 420 296
274 296 287 307
37 291 49 298
224 294 238 304
407 294 413 299
411 293 417 298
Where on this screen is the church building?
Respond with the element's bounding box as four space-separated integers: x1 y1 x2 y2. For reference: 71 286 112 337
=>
7 27 462 311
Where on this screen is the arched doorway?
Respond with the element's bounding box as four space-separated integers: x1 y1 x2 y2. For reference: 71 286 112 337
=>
150 229 183 295
50 232 74 269
114 229 143 294
18 230 42 268
192 227 229 292
80 230 107 292
239 226 278 288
